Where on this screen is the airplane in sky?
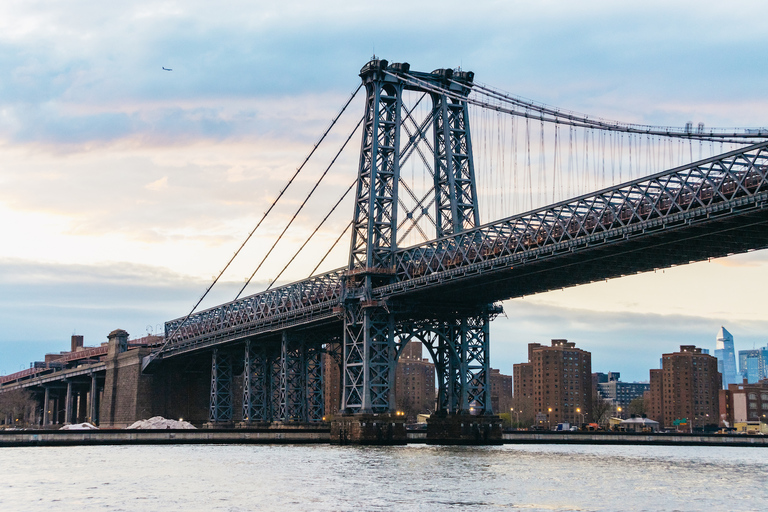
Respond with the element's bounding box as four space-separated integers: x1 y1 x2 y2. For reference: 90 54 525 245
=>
162 67 172 71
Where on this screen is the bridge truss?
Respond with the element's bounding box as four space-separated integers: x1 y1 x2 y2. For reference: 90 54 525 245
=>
149 59 768 427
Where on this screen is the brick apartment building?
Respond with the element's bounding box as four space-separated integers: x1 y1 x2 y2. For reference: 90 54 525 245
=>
324 341 436 420
645 345 721 431
719 379 768 428
395 341 436 420
514 339 592 427
490 368 513 414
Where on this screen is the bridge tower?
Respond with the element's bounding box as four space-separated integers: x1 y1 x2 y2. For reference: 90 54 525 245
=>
338 59 499 443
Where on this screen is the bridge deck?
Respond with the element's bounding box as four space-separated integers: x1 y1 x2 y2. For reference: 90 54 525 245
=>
157 141 768 359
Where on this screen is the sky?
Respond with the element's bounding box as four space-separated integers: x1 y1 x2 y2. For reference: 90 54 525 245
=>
1 0 768 380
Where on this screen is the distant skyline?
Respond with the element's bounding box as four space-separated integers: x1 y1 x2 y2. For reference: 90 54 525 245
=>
2 1 768 380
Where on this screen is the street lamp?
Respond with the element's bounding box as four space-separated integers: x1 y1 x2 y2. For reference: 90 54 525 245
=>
548 407 553 430
576 407 584 428
511 407 520 427
617 406 622 419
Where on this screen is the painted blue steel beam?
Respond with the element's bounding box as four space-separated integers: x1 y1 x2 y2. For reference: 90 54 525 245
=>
383 140 768 298
156 139 768 362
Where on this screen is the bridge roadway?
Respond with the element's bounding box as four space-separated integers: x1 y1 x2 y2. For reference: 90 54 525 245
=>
155 140 768 362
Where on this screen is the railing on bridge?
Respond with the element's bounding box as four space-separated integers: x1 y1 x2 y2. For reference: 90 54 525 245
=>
386 141 768 290
162 268 346 355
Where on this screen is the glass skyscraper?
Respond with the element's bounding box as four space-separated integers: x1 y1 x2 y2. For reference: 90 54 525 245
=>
714 326 738 388
738 349 766 384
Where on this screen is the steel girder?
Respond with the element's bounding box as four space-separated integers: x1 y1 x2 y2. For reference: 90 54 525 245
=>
342 302 396 414
349 60 403 270
386 141 768 291
433 92 479 237
209 348 234 423
162 268 344 358
394 309 495 415
242 340 274 422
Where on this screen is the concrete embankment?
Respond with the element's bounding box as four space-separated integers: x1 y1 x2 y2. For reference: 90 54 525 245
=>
499 431 768 447
2 429 767 447
0 428 330 447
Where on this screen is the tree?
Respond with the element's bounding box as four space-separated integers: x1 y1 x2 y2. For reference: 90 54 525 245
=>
589 397 612 425
0 389 36 427
628 397 646 417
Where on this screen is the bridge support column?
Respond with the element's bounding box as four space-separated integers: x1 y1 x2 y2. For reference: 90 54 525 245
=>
241 340 274 424
306 345 324 422
88 374 99 425
333 303 405 444
64 381 73 425
206 348 234 427
42 386 50 427
453 312 493 415
279 332 306 422
425 307 502 445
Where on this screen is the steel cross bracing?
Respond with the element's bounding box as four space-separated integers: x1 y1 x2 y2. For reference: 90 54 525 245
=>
341 60 485 414
209 348 234 423
157 135 768 363
152 60 768 426
242 340 271 422
382 140 768 301
241 335 325 424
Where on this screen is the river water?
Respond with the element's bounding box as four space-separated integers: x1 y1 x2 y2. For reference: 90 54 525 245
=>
2 443 766 511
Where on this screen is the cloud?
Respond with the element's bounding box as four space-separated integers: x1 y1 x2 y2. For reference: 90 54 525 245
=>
2 0 768 379
145 175 168 191
2 1 768 148
0 258 269 374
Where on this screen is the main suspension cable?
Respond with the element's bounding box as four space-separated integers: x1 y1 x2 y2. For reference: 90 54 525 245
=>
389 70 764 142
266 179 356 291
153 83 362 353
310 220 353 277
235 114 365 300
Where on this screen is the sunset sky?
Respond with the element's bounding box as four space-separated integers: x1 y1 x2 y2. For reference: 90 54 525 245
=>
2 0 767 380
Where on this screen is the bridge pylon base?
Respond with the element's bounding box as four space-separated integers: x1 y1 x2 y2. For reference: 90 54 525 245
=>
330 414 407 445
426 413 502 445
203 421 235 429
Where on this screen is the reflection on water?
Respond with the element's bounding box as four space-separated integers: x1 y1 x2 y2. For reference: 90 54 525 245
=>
2 444 767 511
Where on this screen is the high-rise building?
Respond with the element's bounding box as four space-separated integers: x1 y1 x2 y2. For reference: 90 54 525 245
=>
646 345 721 431
594 371 649 410
394 341 435 420
738 349 766 384
714 326 738 388
490 368 513 414
324 341 437 421
719 379 768 427
513 344 537 426
515 339 592 427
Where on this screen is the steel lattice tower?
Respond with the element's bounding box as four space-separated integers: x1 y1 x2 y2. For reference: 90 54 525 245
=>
342 59 492 416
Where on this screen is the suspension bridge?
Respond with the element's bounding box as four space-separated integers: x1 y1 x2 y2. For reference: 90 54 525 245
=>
4 59 768 443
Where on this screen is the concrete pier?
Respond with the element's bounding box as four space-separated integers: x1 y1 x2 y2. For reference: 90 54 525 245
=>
330 414 407 445
426 413 503 445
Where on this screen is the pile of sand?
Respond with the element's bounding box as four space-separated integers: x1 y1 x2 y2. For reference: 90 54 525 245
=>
60 422 98 430
126 416 196 429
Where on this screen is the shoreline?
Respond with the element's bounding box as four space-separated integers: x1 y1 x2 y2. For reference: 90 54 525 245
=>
2 429 767 447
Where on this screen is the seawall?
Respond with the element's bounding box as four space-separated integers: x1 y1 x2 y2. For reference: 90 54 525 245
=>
2 429 767 447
